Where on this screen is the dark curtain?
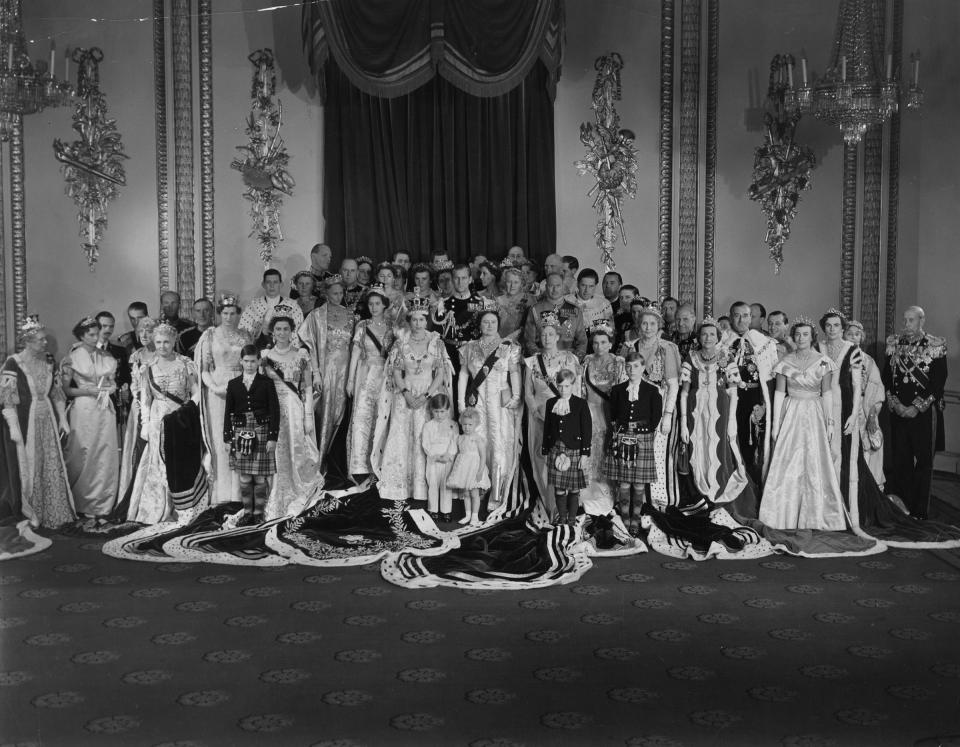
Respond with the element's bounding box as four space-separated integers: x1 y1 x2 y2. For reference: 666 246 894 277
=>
323 58 556 263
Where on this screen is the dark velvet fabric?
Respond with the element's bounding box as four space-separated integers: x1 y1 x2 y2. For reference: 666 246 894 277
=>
323 58 556 263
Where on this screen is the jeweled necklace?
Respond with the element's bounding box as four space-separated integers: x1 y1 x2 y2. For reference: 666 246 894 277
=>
479 335 501 354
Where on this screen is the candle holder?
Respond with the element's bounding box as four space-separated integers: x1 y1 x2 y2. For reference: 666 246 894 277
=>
905 84 924 110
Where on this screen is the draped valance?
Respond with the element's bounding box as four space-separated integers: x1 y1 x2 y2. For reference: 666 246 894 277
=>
301 0 565 100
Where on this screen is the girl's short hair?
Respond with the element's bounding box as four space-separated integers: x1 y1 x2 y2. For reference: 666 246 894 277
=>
555 368 577 385
428 392 451 411
239 344 260 359
459 407 481 425
790 321 816 342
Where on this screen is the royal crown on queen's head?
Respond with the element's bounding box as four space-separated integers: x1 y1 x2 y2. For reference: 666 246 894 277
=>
408 287 432 314
219 293 239 308
272 303 296 317
589 319 614 337
325 273 344 287
366 282 387 295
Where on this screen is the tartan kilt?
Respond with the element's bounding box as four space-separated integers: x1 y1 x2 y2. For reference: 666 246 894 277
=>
228 413 275 476
546 445 588 491
602 432 656 483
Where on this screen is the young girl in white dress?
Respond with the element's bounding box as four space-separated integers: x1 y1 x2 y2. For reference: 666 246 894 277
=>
420 393 459 523
446 408 490 525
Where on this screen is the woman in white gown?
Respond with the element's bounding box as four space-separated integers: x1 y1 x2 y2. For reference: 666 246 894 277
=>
372 298 453 502
456 309 522 514
196 296 250 505
261 311 324 520
759 317 846 530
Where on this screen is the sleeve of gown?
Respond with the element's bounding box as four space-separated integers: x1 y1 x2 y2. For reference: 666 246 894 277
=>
662 342 681 380
50 360 67 405
0 359 19 407
862 356 884 415
266 378 281 440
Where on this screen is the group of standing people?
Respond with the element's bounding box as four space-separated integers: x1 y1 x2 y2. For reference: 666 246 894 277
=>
2 243 958 564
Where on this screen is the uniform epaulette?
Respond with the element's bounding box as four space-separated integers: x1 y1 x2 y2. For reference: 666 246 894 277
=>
925 333 947 358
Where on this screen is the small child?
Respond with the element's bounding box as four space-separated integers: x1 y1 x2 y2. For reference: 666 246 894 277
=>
446 407 490 525
224 345 280 525
420 393 459 522
542 368 592 526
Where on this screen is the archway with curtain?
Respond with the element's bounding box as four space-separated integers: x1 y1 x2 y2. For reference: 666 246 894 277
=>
301 0 564 263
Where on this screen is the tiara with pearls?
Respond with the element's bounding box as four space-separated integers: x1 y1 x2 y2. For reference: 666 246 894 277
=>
540 310 561 329
325 273 344 286
366 282 387 296
792 313 815 328
589 319 615 337
700 314 719 327
824 307 846 321
272 303 296 317
640 301 663 319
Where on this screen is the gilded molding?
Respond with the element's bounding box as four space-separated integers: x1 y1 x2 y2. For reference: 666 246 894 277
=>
702 0 718 317
172 0 195 302
840 142 857 319
154 0 169 294
198 0 215 300
885 0 903 337
10 115 26 337
0 146 6 354
677 0 700 307
657 0 674 301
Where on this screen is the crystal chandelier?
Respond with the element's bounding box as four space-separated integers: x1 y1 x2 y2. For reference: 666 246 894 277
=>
784 0 922 144
0 0 73 141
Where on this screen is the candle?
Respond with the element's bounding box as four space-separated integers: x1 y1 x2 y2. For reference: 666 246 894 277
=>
7 43 12 70
49 42 54 76
886 53 892 81
64 48 69 80
841 55 847 82
788 61 794 88
913 53 920 85
801 57 808 86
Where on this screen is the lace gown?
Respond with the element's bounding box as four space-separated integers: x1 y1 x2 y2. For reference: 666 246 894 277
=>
372 332 453 501
579 354 626 514
759 354 847 530
62 345 119 516
459 339 522 507
346 321 395 476
0 354 75 529
127 356 196 524
523 351 582 506
196 326 248 504
495 294 535 340
299 303 355 471
262 347 324 519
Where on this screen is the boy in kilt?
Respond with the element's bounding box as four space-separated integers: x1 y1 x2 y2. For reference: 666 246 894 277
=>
224 345 280 525
542 368 592 526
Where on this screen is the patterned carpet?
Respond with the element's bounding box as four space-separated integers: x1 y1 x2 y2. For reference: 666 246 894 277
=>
3 525 960 747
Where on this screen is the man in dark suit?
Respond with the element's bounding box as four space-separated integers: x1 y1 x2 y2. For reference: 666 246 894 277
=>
117 301 149 353
95 311 131 429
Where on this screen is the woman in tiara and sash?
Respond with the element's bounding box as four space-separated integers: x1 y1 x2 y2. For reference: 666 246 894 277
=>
495 264 535 341
372 293 453 502
1 316 75 538
456 308 522 513
261 310 324 520
523 312 581 520
346 284 396 481
126 323 200 525
298 275 356 472
195 295 250 505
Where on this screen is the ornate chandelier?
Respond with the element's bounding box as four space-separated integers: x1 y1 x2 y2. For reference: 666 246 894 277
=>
784 0 922 144
0 0 73 141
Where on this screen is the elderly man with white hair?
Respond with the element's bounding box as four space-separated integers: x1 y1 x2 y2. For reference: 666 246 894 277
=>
882 305 948 520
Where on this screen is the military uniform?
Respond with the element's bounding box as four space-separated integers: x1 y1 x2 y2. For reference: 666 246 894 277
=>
432 293 483 375
882 331 947 519
522 299 587 358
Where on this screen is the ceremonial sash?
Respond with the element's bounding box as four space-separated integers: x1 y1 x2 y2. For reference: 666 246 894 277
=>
365 325 385 357
537 354 561 397
584 365 610 402
147 366 186 406
465 344 504 407
263 357 300 396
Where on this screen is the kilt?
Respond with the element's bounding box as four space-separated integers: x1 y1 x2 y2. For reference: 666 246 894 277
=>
602 431 656 484
546 445 588 491
228 412 275 476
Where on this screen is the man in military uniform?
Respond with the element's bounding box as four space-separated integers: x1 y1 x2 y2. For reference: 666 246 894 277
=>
721 300 778 489
882 305 947 519
522 272 588 359
432 264 483 375
669 303 699 359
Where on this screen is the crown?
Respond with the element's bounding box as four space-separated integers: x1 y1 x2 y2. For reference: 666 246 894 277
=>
793 313 815 328
408 287 432 314
18 314 43 337
641 301 663 318
366 282 387 295
77 315 99 328
433 259 454 271
325 273 344 286
499 258 518 270
272 303 296 317
291 271 315 288
589 319 614 337
154 321 178 338
219 293 239 308
479 297 498 311
846 318 864 331
540 310 561 329
701 314 719 327
355 255 373 265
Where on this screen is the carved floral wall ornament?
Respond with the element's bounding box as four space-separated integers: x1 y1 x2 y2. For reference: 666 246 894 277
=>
231 48 294 267
52 47 127 270
748 54 816 274
575 53 639 271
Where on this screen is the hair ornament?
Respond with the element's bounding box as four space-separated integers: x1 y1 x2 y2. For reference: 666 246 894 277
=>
432 258 454 271
272 303 296 317
77 315 99 329
408 287 432 314
354 255 373 265
154 321 178 338
18 314 44 338
700 314 719 327
824 307 846 321
589 319 615 337
540 310 561 329
219 293 239 308
325 273 344 287
793 313 815 327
